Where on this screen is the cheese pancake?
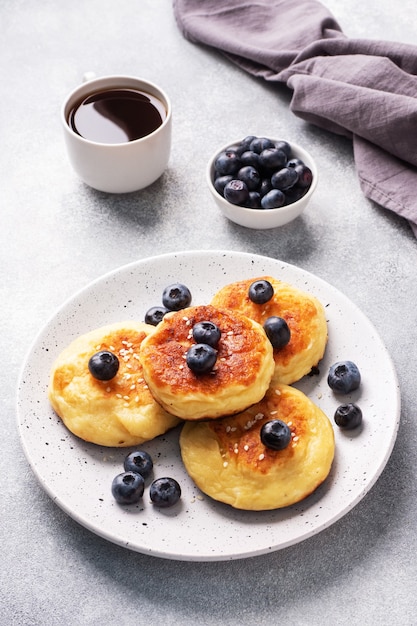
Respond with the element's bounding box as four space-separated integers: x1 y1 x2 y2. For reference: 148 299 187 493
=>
139 305 274 420
211 276 327 385
48 321 180 447
180 384 335 510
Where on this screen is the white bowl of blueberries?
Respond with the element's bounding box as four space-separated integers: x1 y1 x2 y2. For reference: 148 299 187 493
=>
206 135 318 229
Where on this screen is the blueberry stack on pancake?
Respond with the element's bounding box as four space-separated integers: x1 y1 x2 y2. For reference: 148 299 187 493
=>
48 321 180 447
139 304 275 421
211 276 328 385
180 383 335 510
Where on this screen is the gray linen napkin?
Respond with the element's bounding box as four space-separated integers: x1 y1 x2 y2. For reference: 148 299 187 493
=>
173 0 417 236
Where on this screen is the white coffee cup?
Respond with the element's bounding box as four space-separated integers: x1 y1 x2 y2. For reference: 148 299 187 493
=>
61 74 172 193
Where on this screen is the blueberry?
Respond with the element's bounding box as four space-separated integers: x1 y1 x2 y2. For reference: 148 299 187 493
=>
250 136 275 154
259 148 287 172
287 157 304 168
224 179 249 205
149 477 181 507
294 163 313 188
284 186 306 205
214 150 241 175
240 150 261 169
214 175 233 195
111 471 145 504
334 403 363 429
261 189 285 209
192 321 221 347
88 351 119 381
248 279 274 304
260 420 291 450
259 178 273 197
124 450 154 479
327 361 361 394
237 166 261 191
186 343 217 374
271 167 299 190
245 191 262 208
263 316 291 349
239 135 257 154
144 305 169 326
162 283 192 311
274 140 291 157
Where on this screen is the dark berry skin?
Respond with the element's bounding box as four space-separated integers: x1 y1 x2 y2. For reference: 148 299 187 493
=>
245 191 262 208
124 450 153 479
248 279 274 304
328 361 361 394
334 403 363 429
271 167 299 190
274 140 291 157
259 148 287 172
88 351 119 381
237 166 261 191
214 150 241 176
192 321 221 347
111 471 145 504
186 343 217 374
150 477 181 507
263 316 291 349
214 175 233 195
144 305 169 326
162 283 192 311
240 150 261 169
224 179 249 205
294 164 313 188
250 136 275 153
260 420 291 450
261 189 285 209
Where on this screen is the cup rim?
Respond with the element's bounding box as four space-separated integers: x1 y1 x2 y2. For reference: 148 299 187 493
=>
61 74 172 147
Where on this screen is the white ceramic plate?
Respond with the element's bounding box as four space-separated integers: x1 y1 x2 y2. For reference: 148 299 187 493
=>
16 250 401 561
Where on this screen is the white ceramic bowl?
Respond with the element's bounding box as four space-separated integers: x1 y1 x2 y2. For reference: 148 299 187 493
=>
206 139 318 229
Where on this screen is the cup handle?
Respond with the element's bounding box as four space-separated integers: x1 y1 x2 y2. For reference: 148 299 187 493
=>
82 71 96 83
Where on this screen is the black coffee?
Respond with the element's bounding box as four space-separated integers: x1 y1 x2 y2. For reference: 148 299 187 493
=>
68 88 166 144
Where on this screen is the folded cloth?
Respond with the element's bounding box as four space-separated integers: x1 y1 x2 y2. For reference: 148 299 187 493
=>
173 0 417 236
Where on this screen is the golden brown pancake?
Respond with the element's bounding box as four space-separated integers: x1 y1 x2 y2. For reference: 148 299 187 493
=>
48 321 180 447
211 276 327 385
180 384 335 510
139 304 275 420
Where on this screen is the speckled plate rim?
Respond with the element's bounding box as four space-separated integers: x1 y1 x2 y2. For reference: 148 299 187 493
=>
16 250 401 561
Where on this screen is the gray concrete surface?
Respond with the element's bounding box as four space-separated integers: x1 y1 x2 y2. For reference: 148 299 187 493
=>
2 1 416 624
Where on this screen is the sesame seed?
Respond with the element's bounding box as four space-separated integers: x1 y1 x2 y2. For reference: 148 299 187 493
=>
223 461 228 468
226 425 231 433
137 378 144 384
274 389 281 396
124 373 131 380
287 421 292 427
270 410 277 415
109 345 115 351
135 396 139 402
293 436 299 442
258 453 265 461
106 387 111 393
123 395 129 401
243 444 249 451
116 393 123 398
130 384 136 390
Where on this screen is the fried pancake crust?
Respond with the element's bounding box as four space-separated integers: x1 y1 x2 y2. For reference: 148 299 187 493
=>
139 305 275 420
180 384 334 510
48 321 180 447
211 276 328 385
